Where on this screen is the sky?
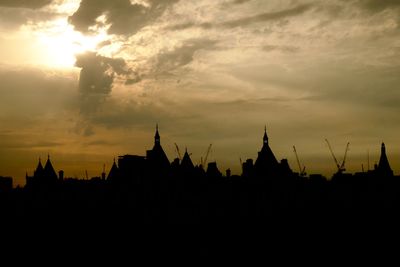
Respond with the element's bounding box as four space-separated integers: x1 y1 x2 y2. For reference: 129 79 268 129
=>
0 0 400 185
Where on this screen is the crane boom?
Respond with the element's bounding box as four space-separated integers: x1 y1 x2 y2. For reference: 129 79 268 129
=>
293 146 302 174
203 144 212 166
174 143 182 160
325 139 340 171
340 142 350 170
293 145 306 176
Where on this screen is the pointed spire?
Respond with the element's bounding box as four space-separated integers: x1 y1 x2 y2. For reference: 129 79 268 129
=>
378 142 393 176
34 157 44 177
107 158 120 180
263 125 268 144
44 154 58 180
181 148 194 170
155 123 160 145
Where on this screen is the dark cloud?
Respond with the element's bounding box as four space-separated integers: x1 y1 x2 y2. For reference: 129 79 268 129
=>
165 21 213 31
74 52 131 129
165 22 196 31
75 52 128 95
222 0 252 8
356 0 400 12
231 0 252 4
0 0 53 9
69 0 179 35
262 45 300 53
155 39 217 75
221 3 313 28
167 3 313 31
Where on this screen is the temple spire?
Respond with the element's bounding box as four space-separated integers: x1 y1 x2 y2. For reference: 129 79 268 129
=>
263 125 268 145
378 142 393 177
155 124 160 145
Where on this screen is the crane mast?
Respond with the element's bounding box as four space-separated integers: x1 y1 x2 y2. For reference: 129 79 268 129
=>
340 142 350 171
293 146 306 177
325 139 350 174
174 143 182 161
202 144 212 166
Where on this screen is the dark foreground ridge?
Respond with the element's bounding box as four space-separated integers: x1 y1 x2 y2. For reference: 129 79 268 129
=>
0 126 399 224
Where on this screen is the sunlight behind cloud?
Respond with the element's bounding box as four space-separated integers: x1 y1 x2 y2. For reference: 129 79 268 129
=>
28 18 109 68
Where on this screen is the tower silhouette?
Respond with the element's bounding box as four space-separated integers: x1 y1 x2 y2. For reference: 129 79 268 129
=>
377 142 393 177
146 124 170 174
107 158 120 180
254 126 280 177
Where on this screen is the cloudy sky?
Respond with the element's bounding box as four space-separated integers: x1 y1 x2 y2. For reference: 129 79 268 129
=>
0 0 400 185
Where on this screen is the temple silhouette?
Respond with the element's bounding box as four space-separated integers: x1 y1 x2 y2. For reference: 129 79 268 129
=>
0 125 399 223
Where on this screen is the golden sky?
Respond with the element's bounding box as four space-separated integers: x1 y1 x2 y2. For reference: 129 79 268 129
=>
0 0 400 185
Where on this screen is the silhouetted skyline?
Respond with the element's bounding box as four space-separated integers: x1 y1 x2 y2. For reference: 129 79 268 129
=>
1 125 399 225
1 1 400 185
20 126 396 188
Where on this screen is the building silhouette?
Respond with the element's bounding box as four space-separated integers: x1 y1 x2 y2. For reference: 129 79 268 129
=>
253 126 292 177
180 149 195 174
26 155 60 186
0 176 13 191
376 142 393 177
3 125 400 224
146 124 170 175
107 158 120 181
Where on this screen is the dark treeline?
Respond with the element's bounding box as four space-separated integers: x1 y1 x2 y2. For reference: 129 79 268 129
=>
0 126 399 223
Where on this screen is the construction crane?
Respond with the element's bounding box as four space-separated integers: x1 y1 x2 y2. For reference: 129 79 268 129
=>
325 139 350 174
340 142 350 171
174 143 182 161
293 146 306 177
201 144 212 166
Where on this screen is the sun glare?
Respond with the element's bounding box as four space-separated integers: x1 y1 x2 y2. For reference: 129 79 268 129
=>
33 19 109 68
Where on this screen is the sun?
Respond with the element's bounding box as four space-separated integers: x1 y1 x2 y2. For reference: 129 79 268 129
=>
33 18 109 68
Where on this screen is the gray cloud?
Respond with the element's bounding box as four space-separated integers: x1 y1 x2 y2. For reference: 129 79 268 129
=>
262 45 300 53
221 3 313 28
166 3 313 31
222 0 253 8
356 0 400 12
232 0 252 4
69 0 179 35
0 0 53 9
165 21 213 31
74 52 131 130
154 39 217 76
74 51 147 137
75 52 128 95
